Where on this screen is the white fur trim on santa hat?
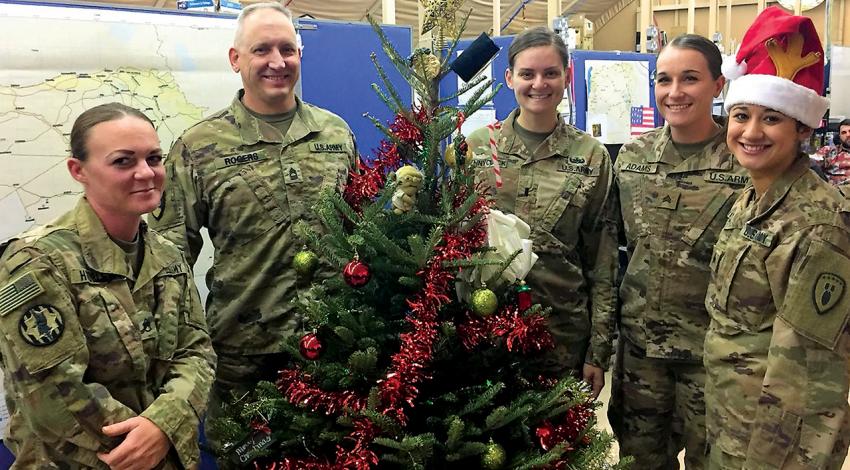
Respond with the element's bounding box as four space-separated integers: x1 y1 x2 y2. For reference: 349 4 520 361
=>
722 55 747 80
724 74 828 128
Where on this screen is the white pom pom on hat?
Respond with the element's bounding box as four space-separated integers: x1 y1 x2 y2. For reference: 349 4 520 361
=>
722 55 747 81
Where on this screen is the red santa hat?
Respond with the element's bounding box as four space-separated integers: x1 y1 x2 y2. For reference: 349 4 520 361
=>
722 6 828 128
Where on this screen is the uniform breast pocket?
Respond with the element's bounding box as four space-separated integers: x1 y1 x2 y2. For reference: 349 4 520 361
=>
716 243 773 330
539 176 580 233
616 171 650 243
150 275 182 360
77 288 140 381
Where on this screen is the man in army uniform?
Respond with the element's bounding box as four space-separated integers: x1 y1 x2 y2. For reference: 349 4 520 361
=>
705 7 850 468
148 2 356 454
611 35 748 469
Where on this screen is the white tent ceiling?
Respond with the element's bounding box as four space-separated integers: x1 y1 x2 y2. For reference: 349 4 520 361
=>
86 0 629 38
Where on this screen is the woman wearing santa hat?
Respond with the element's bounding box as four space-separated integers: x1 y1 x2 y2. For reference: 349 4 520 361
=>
704 6 850 468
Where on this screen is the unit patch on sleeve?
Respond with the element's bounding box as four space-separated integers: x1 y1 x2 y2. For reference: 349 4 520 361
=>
814 273 845 315
19 304 64 347
0 272 44 317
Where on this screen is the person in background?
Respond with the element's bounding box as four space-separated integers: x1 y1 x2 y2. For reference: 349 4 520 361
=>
466 26 619 399
610 34 748 469
0 102 215 469
815 118 850 185
147 2 356 457
705 7 850 468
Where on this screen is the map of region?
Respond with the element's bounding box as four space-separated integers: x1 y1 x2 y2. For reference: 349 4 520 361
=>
585 60 650 144
0 1 242 241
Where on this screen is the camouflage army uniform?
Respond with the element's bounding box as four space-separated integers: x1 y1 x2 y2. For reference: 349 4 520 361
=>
704 155 850 469
466 109 618 375
611 121 748 469
0 197 216 469
148 91 355 449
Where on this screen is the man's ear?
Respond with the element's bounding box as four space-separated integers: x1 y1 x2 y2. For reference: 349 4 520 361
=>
229 47 240 73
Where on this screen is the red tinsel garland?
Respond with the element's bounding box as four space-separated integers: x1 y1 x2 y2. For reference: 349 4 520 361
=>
457 306 555 354
268 176 489 469
343 107 430 212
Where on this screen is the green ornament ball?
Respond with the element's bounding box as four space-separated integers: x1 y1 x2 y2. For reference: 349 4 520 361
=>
293 250 319 278
471 288 498 316
481 441 506 469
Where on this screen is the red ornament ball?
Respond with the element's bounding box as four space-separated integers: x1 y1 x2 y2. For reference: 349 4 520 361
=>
343 258 371 288
299 333 323 360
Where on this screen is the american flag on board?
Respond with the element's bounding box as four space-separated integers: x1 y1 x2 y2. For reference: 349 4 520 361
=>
630 106 655 136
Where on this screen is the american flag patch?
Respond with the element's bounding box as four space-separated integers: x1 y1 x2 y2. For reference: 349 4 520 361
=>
630 106 655 136
0 272 44 316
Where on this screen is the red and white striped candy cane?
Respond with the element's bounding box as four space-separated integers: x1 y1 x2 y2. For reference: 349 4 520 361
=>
487 121 502 188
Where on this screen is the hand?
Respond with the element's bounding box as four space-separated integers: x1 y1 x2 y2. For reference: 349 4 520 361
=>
582 363 605 399
97 417 170 470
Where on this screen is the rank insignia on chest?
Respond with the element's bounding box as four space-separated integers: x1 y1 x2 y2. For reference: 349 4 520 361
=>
19 304 64 347
620 162 658 174
215 151 268 169
282 163 303 183
814 273 845 314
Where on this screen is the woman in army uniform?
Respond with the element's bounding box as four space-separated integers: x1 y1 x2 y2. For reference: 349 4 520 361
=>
704 7 850 468
0 103 215 469
611 34 748 469
466 27 619 398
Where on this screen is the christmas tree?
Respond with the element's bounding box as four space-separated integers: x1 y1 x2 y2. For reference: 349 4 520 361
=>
210 5 630 469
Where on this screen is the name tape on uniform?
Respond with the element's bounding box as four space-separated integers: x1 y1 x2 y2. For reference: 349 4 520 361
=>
741 224 775 247
216 151 268 169
620 162 658 174
310 143 349 153
705 172 750 186
558 162 599 176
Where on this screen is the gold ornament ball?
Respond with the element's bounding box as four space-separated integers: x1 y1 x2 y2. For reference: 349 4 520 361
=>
293 250 319 277
471 288 498 316
481 441 506 469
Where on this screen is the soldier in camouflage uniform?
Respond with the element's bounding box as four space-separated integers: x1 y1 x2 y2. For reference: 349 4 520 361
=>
704 7 850 468
147 3 356 454
611 35 747 469
466 27 618 397
0 103 215 468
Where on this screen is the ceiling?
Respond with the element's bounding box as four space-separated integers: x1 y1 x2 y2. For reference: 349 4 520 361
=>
86 0 630 38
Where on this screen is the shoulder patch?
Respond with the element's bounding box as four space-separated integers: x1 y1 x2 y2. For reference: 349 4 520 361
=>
813 273 845 314
0 272 44 317
781 238 850 349
18 304 64 347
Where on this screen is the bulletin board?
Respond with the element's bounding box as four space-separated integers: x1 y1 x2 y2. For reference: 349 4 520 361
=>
571 50 659 144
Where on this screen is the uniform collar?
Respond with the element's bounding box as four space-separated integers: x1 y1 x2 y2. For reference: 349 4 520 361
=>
75 198 177 288
651 116 733 172
497 108 578 164
230 91 322 147
746 154 812 223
